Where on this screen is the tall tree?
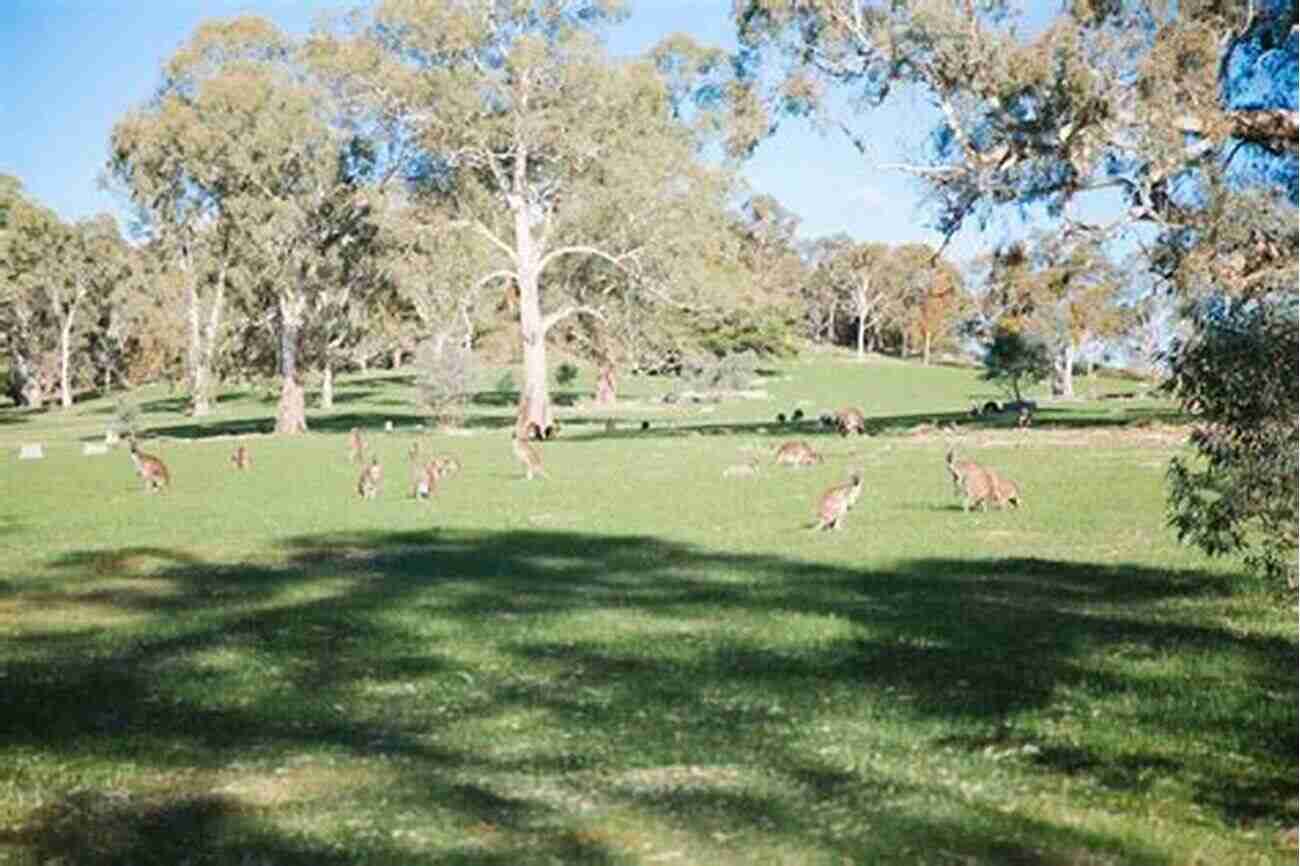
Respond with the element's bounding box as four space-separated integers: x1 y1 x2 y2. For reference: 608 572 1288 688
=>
0 176 60 408
310 0 737 431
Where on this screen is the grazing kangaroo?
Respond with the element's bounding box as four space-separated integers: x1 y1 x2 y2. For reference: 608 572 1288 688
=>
775 440 822 467
432 455 461 479
349 427 366 463
813 471 864 531
128 437 170 493
834 407 867 437
358 457 382 500
945 450 1001 512
230 444 252 471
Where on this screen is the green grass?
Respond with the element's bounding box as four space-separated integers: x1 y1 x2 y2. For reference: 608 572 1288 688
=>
0 354 1293 865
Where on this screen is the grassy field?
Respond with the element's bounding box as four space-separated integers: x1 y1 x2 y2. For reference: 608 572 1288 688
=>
0 353 1294 865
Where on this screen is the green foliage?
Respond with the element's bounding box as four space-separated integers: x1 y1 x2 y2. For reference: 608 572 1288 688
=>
110 396 140 437
1164 296 1299 588
414 339 476 426
493 369 517 396
980 327 1052 402
553 361 580 387
698 305 799 358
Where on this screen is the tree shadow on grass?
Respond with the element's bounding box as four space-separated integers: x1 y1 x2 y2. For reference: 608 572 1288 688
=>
4 531 1292 864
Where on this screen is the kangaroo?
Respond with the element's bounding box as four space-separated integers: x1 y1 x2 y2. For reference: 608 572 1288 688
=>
814 471 864 531
358 457 382 500
348 427 366 463
128 437 170 493
432 455 461 479
834 407 867 437
413 461 438 499
512 434 545 480
230 444 252 471
989 471 1023 510
945 450 998 512
775 440 822 467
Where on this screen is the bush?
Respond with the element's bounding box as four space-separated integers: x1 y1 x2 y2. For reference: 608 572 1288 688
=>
111 397 140 438
981 328 1052 403
554 362 579 387
1164 296 1299 588
415 339 477 426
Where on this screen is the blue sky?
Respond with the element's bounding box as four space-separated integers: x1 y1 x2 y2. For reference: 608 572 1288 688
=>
0 1 994 258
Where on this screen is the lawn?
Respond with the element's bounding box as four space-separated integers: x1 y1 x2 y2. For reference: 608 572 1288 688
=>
0 353 1294 865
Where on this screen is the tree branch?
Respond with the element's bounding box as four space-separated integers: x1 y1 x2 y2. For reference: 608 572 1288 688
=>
541 304 606 335
537 244 640 276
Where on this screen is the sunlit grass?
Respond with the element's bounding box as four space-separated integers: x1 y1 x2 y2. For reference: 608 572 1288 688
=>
0 354 1293 865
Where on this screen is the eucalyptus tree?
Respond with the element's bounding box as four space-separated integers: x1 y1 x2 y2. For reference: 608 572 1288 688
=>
806 240 895 358
112 17 383 432
47 216 132 408
310 0 739 430
0 176 60 407
107 18 287 417
889 242 966 366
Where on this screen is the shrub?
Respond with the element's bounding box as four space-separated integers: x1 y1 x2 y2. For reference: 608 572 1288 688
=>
554 362 579 387
415 339 477 426
1164 296 1299 588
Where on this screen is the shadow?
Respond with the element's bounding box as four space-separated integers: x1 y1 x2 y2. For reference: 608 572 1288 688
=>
3 531 1291 863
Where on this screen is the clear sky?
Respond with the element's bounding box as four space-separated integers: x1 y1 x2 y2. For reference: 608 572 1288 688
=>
0 0 999 259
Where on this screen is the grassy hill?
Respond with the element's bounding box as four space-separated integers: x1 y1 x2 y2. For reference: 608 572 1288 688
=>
0 354 1293 865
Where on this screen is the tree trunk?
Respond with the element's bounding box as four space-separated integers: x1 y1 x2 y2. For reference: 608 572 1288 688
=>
514 177 552 433
320 363 334 409
391 348 402 370
595 364 617 405
185 257 225 418
59 321 74 409
923 330 933 366
856 315 866 360
1052 342 1076 398
275 298 308 435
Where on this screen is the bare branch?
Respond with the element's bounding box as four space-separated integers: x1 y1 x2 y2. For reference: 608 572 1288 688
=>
537 244 641 276
541 304 606 335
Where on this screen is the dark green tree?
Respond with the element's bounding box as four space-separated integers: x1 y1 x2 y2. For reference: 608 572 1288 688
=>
1165 297 1299 588
981 327 1051 404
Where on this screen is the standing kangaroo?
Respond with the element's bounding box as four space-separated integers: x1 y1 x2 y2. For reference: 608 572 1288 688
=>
512 434 545 480
814 471 864 531
348 427 366 463
230 444 252 471
128 437 170 493
358 457 382 500
513 396 546 480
